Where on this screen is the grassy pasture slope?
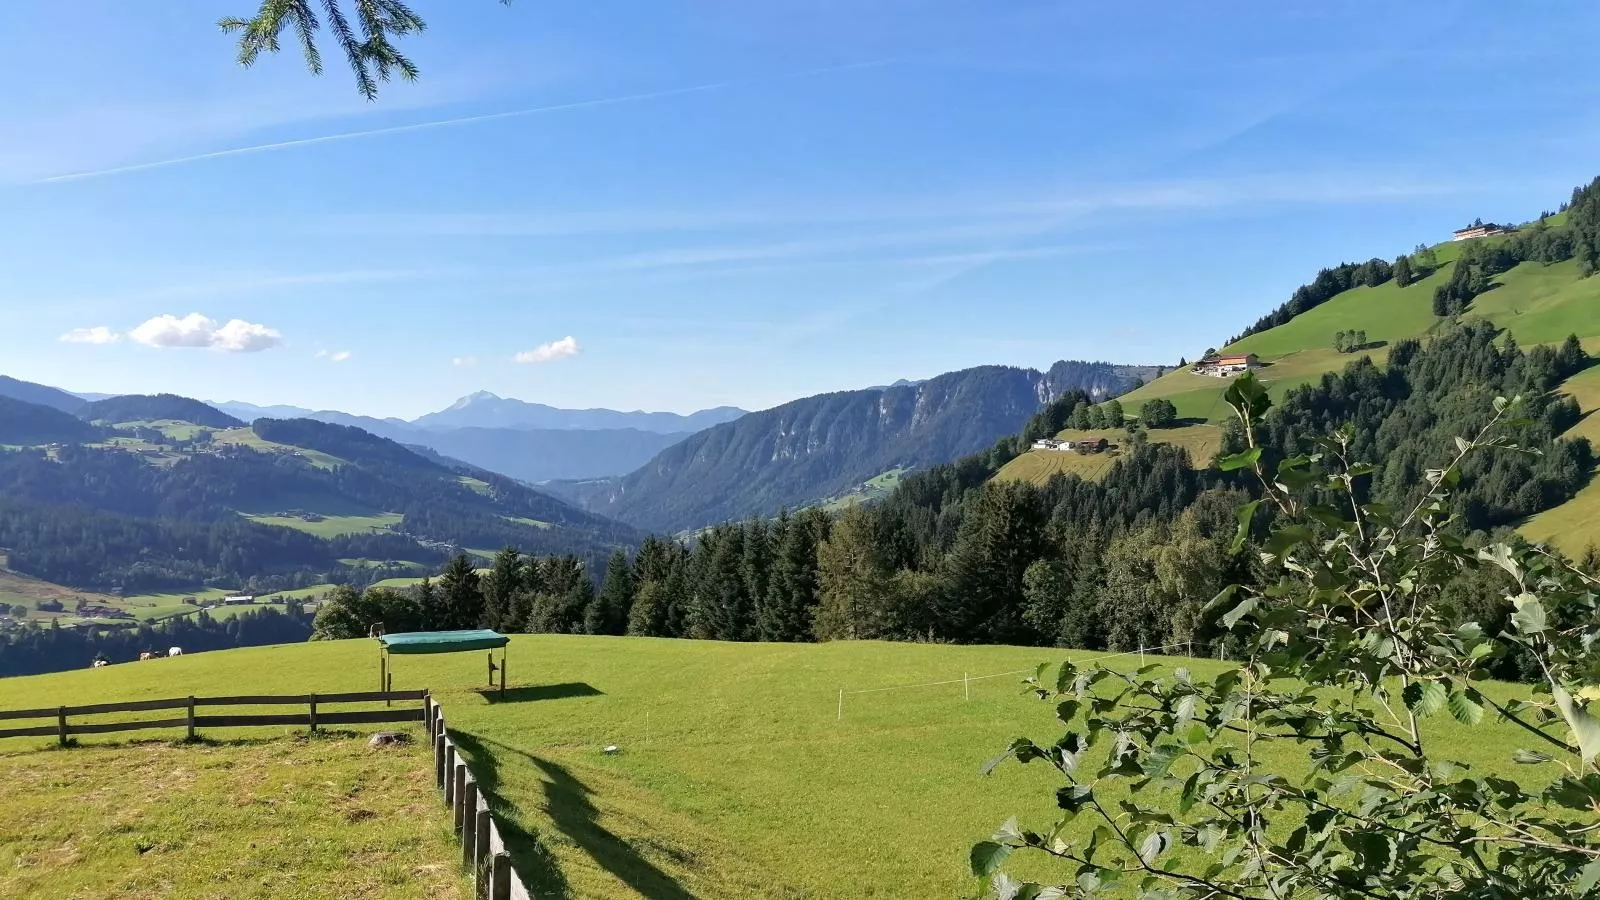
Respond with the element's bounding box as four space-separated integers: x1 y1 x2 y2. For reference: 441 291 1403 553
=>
0 637 1551 898
1111 232 1600 550
995 424 1222 485
0 730 466 898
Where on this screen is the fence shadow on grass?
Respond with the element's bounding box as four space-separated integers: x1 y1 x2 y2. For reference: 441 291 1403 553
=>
477 683 604 704
450 731 694 900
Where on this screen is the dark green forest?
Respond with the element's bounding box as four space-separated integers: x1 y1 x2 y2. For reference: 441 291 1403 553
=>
313 321 1593 686
82 393 244 427
0 396 103 445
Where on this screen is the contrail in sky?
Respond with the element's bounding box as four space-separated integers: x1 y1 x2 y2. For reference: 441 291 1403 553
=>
37 60 894 185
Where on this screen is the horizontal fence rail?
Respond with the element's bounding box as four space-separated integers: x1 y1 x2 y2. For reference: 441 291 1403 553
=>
426 697 533 900
0 690 427 743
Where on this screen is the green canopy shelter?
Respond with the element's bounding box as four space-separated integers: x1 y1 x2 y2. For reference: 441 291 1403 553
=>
378 630 510 695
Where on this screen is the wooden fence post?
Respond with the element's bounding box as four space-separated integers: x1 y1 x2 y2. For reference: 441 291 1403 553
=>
444 743 457 807
308 693 318 733
453 763 468 834
435 733 447 790
186 696 195 741
474 802 491 887
461 777 478 866
490 852 512 900
57 706 67 746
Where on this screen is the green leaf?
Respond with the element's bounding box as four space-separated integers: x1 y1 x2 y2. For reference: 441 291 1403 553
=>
1447 689 1483 725
1577 858 1600 897
970 840 1013 877
1265 525 1311 557
1054 662 1078 695
1138 829 1171 864
1056 785 1093 814
1478 544 1522 581
1405 680 1448 718
1553 684 1600 765
1230 501 1261 553
1216 447 1261 472
991 816 1024 845
1512 595 1547 635
1221 595 1258 629
1056 700 1081 724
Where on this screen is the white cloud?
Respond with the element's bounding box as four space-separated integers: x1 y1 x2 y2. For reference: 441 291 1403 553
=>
452 356 479 368
128 313 284 353
59 326 119 344
316 349 353 363
513 336 580 364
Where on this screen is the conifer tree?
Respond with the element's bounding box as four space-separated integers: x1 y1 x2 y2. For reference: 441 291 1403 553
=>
587 549 635 636
760 509 827 641
437 554 483 630
481 546 523 632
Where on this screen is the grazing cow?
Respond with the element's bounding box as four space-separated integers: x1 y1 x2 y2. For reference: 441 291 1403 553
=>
92 659 108 668
168 646 183 657
139 651 154 661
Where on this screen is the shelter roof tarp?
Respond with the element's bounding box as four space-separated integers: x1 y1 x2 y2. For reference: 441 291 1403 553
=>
379 630 509 655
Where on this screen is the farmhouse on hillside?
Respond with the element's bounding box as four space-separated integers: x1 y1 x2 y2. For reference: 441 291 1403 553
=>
1191 353 1260 377
1452 223 1511 241
1032 438 1076 451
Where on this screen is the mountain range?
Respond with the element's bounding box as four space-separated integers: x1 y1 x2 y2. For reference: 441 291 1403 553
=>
199 394 746 483
545 360 1160 533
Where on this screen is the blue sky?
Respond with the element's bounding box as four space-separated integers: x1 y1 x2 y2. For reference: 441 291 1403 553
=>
3 1 1598 418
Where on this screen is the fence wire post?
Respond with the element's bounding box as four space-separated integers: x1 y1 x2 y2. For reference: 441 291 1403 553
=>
964 672 970 702
836 689 843 721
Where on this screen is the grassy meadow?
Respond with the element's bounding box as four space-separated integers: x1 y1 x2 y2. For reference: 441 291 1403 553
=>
996 424 1222 485
0 636 1560 899
0 730 468 899
239 511 404 538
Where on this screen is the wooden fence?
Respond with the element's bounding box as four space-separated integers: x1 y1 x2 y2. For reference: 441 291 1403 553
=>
426 697 533 900
0 690 427 743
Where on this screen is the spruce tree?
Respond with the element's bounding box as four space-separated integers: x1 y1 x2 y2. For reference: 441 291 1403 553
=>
933 480 1048 644
588 549 635 636
416 576 444 631
1393 253 1413 287
760 509 826 641
815 505 901 640
437 554 483 630
482 546 523 632
691 526 754 640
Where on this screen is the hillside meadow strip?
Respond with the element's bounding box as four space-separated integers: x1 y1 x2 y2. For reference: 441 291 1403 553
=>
0 635 1550 898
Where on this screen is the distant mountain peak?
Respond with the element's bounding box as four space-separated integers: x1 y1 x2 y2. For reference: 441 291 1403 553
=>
451 390 503 408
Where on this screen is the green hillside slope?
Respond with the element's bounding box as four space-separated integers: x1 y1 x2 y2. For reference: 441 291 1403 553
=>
0 636 1549 899
1102 189 1600 550
0 401 640 596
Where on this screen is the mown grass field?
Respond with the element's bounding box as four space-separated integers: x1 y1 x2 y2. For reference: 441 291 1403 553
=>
211 427 344 468
0 636 1555 899
240 511 404 538
822 467 911 511
995 424 1222 485
0 728 468 899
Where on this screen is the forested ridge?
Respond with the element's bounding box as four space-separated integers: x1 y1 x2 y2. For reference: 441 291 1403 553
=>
317 321 1594 686
82 393 243 427
549 360 1159 533
0 417 639 593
